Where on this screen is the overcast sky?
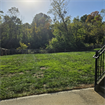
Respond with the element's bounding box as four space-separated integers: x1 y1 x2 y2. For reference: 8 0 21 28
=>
0 0 105 24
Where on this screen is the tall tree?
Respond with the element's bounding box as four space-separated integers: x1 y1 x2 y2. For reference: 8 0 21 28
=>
31 13 53 49
48 0 69 32
1 7 22 49
47 0 76 51
31 13 51 27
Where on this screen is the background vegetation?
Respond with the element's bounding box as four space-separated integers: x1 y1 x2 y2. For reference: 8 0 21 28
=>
0 0 105 52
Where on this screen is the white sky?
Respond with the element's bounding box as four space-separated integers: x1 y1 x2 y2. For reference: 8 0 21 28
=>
0 0 51 24
0 0 105 24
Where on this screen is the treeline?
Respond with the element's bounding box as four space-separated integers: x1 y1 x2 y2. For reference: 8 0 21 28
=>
0 7 53 50
0 5 105 52
47 11 105 52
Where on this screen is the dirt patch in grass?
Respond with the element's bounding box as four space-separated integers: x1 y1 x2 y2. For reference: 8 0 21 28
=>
8 72 24 77
40 67 48 70
33 72 44 78
19 72 24 75
25 71 30 73
8 73 16 77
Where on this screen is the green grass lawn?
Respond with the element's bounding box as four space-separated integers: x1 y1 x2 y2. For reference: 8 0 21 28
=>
0 51 95 100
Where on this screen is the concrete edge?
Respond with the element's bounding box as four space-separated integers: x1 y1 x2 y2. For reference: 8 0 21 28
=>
0 88 94 102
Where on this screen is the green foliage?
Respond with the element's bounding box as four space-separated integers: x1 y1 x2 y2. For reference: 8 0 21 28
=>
47 18 90 52
46 38 60 52
86 11 102 24
80 14 87 22
29 13 53 49
0 7 22 49
0 9 53 49
17 42 28 50
0 6 104 52
102 37 105 45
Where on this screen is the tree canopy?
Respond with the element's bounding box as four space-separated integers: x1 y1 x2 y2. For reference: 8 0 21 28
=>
0 6 105 52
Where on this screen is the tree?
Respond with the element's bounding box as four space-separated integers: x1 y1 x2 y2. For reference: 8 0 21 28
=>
0 7 22 49
73 16 79 23
80 14 87 23
21 23 31 44
47 0 76 51
0 10 3 24
86 15 94 23
86 11 102 24
31 13 51 27
101 9 105 17
7 7 19 17
30 13 53 49
101 9 105 22
48 0 69 32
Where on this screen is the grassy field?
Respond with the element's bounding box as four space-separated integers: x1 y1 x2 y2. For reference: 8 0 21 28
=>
0 51 95 100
